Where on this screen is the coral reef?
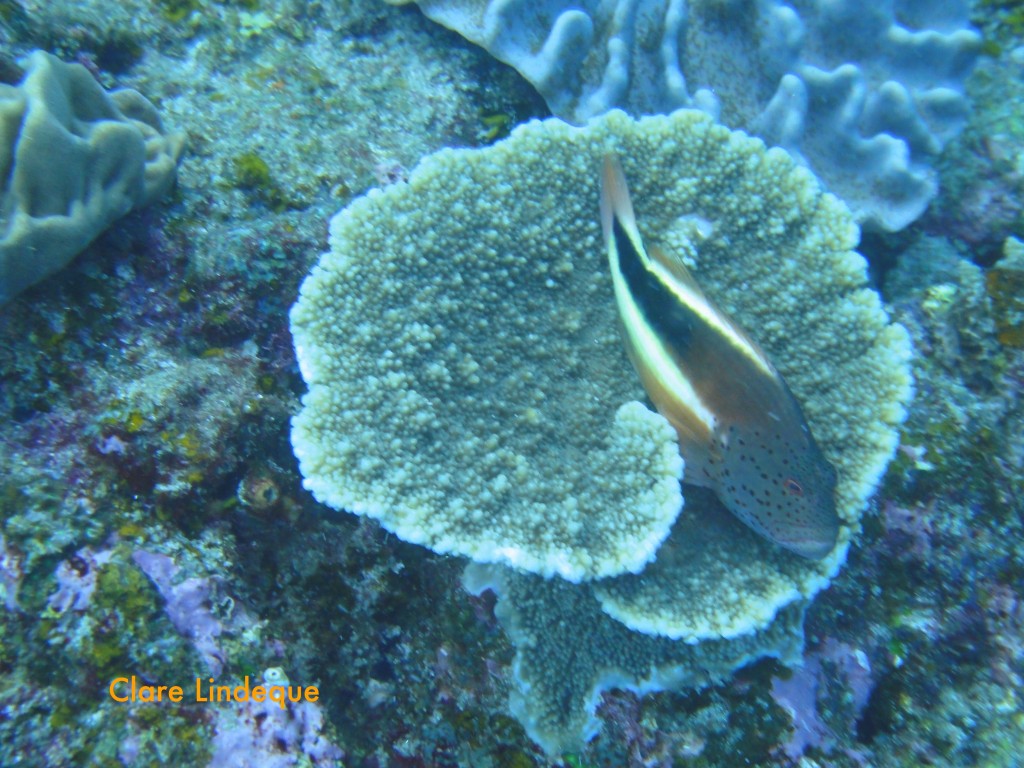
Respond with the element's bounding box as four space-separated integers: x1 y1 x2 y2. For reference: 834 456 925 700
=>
0 4 543 764
133 549 254 675
0 0 1021 765
0 50 185 303
785 227 1024 767
292 106 910 592
390 0 980 230
986 236 1024 347
465 561 806 756
769 638 873 761
46 543 113 614
922 13 1024 259
291 108 911 749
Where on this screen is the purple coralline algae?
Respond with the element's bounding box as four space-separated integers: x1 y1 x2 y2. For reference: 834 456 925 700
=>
209 686 344 768
46 544 114 615
133 549 252 676
770 638 873 761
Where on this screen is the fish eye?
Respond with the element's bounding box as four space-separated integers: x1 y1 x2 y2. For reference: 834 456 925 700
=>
783 478 803 496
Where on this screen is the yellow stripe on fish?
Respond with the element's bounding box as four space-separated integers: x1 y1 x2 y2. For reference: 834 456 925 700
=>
600 154 839 560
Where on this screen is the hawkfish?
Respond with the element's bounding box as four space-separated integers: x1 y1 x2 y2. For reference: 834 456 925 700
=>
600 154 839 560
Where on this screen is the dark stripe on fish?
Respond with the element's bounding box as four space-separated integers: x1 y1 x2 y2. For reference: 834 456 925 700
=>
611 218 698 356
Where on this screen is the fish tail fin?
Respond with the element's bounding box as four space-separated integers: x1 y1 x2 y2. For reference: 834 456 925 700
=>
601 154 645 259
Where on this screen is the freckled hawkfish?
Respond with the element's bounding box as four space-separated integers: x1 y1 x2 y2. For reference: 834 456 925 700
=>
600 154 839 559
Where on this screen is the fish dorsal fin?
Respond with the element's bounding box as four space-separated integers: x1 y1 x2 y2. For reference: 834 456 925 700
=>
643 245 778 384
648 244 706 298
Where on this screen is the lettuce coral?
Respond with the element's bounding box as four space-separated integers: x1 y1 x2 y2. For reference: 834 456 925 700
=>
388 0 979 231
0 51 185 304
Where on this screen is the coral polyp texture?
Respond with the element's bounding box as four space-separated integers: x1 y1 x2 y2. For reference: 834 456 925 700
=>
0 51 186 305
388 0 979 231
464 562 807 755
293 170 685 582
291 109 912 723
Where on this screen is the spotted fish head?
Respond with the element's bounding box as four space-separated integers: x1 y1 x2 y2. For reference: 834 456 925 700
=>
713 413 839 559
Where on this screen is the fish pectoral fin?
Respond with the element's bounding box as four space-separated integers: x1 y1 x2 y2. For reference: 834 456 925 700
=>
672 423 717 487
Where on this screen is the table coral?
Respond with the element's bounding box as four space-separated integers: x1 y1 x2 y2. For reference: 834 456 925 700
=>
292 107 910 578
291 108 912 752
464 561 806 756
292 118 689 581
